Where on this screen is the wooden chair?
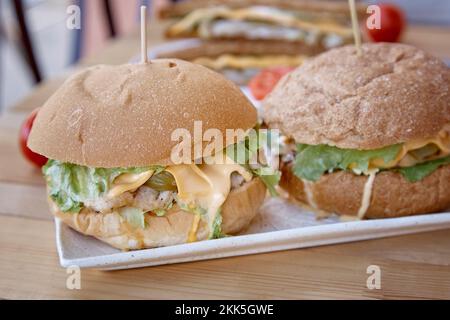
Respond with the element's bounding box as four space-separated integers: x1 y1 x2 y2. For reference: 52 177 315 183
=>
11 0 118 75
11 0 42 84
72 0 118 63
103 0 117 38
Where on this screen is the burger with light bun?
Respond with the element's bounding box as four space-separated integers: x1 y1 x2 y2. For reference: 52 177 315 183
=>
28 59 279 250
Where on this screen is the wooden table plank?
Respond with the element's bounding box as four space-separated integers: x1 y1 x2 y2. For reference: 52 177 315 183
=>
0 182 49 220
0 214 449 299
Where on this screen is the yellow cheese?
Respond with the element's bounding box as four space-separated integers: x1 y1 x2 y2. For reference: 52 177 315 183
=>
168 6 352 37
104 153 252 242
229 8 352 36
301 179 318 210
107 170 154 199
188 214 201 243
193 54 305 70
167 156 253 241
370 125 450 169
357 170 377 219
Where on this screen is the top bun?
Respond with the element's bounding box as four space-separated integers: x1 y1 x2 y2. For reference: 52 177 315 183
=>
263 43 450 149
28 59 256 167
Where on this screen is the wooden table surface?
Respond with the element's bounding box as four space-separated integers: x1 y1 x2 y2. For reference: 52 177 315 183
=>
1 22 450 300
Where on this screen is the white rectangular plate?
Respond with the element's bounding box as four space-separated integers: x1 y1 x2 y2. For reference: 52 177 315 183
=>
56 197 450 270
58 53 450 270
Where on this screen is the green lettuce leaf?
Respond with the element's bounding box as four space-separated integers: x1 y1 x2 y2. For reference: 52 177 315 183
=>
176 197 207 216
210 209 225 240
119 207 146 229
397 156 450 182
252 167 281 197
226 129 281 196
153 208 167 217
153 201 174 217
293 144 402 181
43 160 163 213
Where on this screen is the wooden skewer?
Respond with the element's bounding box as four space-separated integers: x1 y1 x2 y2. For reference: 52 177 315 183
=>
141 5 148 64
348 0 362 56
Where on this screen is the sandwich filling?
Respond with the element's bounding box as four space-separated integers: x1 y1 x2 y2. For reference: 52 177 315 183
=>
167 6 353 75
281 125 450 217
43 130 280 241
284 125 450 182
167 6 353 47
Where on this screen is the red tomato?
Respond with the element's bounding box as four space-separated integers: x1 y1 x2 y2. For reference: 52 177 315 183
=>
19 108 48 168
366 4 405 43
249 67 295 101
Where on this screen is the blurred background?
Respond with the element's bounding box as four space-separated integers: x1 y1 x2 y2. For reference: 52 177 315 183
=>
1 0 449 113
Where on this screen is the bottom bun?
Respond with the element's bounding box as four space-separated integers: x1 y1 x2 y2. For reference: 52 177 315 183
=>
281 163 450 219
51 178 266 250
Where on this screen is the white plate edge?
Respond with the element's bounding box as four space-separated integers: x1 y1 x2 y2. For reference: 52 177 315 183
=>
55 212 450 270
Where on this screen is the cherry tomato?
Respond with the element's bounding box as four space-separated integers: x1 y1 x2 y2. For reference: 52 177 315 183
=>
249 66 295 101
19 108 48 168
366 4 405 43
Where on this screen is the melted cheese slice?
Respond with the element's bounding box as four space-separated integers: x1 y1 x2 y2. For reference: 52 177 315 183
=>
301 179 318 210
107 170 154 199
193 54 305 70
187 214 202 243
167 156 253 242
168 6 352 37
357 170 377 219
370 125 450 169
102 154 253 243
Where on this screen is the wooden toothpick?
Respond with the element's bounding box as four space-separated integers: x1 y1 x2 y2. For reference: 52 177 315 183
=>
348 0 362 56
141 5 148 64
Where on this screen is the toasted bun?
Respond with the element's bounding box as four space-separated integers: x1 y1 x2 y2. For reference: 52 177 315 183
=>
51 178 266 250
281 163 450 219
156 39 327 61
263 43 450 149
159 0 365 19
28 59 256 168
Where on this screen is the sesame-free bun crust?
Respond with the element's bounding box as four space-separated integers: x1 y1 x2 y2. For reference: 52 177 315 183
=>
281 163 450 219
28 59 256 168
51 178 266 250
263 43 450 149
